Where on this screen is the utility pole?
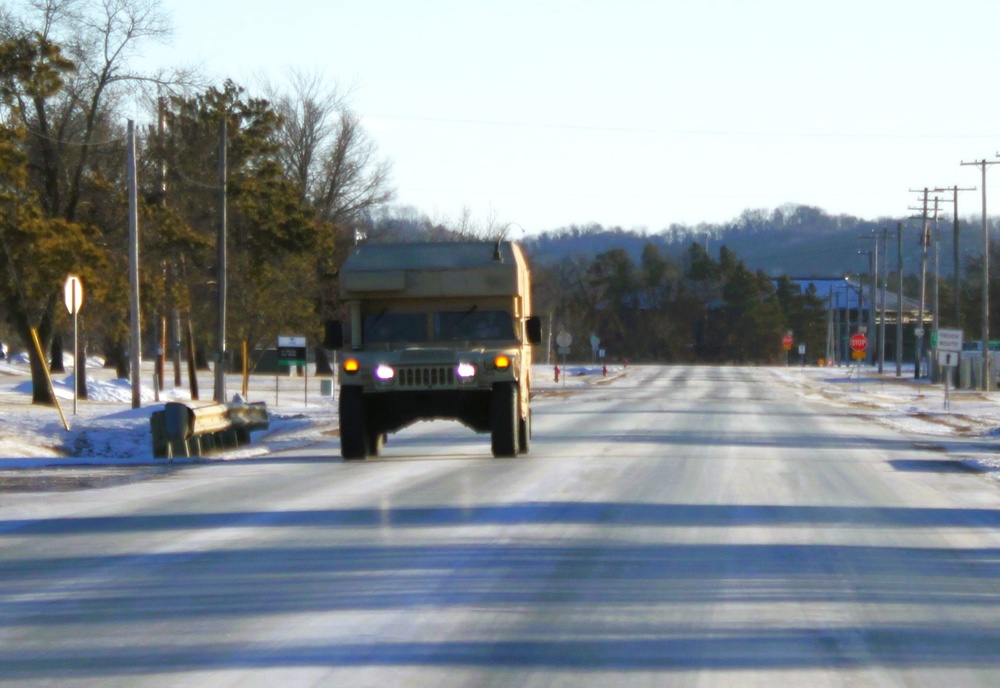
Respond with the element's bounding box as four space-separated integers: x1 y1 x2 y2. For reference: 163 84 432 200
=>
158 96 184 389
858 229 886 369
127 120 141 409
932 185 976 329
858 246 874 365
932 196 942 361
879 228 888 374
896 221 903 377
908 188 931 378
826 291 834 363
214 118 228 403
960 159 999 391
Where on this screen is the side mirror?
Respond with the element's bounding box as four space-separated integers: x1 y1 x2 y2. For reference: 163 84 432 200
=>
324 319 344 349
525 316 542 346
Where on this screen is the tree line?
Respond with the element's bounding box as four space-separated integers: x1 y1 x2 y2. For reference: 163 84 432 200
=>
525 212 1000 364
0 0 393 402
531 242 828 364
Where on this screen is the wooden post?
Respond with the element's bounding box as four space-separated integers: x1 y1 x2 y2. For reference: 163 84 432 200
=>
30 327 68 430
186 319 199 400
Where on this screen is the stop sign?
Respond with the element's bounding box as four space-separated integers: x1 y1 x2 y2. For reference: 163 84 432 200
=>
781 333 793 350
850 333 868 352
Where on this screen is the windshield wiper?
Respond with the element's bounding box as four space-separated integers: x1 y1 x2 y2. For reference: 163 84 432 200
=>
367 307 388 329
454 305 478 326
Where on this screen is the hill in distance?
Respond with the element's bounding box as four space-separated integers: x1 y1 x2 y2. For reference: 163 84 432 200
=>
521 204 990 279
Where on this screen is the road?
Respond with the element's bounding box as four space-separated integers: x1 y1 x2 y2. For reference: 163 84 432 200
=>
1 365 999 687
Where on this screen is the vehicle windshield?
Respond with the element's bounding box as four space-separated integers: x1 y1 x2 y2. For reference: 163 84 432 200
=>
363 312 428 343
435 310 515 341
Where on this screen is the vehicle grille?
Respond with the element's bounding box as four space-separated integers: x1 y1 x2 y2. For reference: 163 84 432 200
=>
397 366 456 389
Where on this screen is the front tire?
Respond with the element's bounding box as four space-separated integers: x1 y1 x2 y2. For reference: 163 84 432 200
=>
491 382 519 458
339 386 367 460
518 408 530 454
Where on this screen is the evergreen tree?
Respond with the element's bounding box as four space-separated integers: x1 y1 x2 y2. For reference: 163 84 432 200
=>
155 81 321 362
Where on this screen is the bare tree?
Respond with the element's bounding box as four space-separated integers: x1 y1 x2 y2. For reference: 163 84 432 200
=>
0 0 187 401
267 71 394 229
439 205 511 242
314 110 394 227
267 70 347 200
6 0 188 221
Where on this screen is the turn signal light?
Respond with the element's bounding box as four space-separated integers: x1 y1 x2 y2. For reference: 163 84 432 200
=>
343 358 360 373
494 354 511 370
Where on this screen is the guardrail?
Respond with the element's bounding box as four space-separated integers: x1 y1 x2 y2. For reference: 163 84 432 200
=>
150 401 269 458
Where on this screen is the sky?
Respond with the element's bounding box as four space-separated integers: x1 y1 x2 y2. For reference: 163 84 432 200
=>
126 1 1000 233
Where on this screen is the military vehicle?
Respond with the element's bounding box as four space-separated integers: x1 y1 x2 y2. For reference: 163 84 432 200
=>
325 240 542 459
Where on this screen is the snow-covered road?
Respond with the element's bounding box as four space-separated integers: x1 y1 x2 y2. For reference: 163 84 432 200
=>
1 365 998 686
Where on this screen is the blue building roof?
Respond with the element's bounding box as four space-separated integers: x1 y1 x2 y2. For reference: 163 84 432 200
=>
787 278 921 314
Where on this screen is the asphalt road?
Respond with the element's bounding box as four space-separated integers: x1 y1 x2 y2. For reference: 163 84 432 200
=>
1 366 998 687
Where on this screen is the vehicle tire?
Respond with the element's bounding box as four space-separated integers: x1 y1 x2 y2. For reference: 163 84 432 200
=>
338 386 367 460
491 382 519 458
518 408 530 454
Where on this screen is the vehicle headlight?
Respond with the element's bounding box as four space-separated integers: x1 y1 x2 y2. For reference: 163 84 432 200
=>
374 364 395 381
456 362 476 379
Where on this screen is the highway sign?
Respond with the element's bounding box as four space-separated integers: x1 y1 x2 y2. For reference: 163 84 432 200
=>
277 335 307 364
936 328 963 352
938 350 959 367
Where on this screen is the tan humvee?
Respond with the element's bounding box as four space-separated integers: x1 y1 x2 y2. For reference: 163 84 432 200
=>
325 241 542 459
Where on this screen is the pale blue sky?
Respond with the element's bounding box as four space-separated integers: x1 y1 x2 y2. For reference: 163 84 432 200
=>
139 0 1000 233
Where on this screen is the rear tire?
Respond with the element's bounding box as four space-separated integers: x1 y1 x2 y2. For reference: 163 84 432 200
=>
339 386 367 460
491 382 519 458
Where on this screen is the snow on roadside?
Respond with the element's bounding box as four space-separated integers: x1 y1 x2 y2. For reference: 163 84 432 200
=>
0 356 338 467
772 365 1000 478
0 359 999 483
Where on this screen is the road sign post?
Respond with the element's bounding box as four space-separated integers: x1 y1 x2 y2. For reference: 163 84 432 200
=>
277 335 308 405
782 332 793 366
936 328 963 354
936 328 963 408
849 333 868 387
938 349 960 410
63 275 84 415
850 333 868 360
556 331 572 381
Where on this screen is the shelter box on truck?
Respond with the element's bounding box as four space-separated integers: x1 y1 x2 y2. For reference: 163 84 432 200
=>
325 241 542 459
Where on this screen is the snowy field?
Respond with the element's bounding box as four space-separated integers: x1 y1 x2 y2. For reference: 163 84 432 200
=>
2 354 1000 481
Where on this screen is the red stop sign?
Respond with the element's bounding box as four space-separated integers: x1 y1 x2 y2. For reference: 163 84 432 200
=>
781 334 793 350
850 333 868 352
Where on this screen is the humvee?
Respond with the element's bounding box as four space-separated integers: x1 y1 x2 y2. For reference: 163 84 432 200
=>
325 241 542 459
